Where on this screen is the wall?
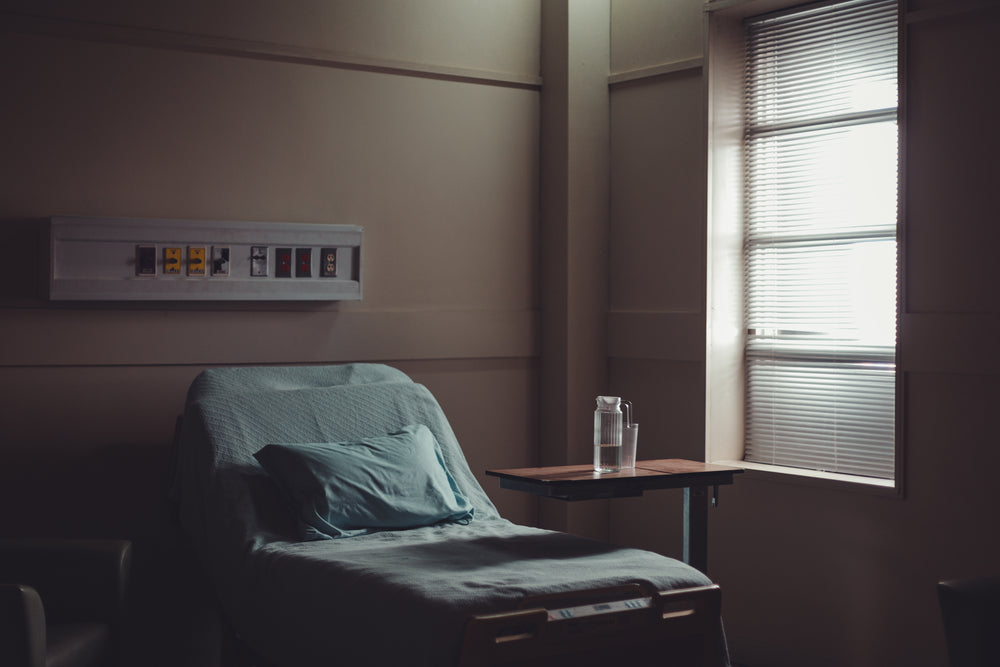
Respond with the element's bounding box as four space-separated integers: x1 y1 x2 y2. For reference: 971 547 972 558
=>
607 0 707 558
537 0 613 540
0 1 541 664
609 1 1000 666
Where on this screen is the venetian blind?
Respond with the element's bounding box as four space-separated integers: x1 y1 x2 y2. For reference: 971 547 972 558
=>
742 0 898 479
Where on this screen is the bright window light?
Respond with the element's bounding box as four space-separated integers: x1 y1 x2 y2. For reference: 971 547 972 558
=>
742 0 899 479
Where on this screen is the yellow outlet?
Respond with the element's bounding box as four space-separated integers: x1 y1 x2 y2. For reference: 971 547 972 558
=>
164 247 182 275
188 246 206 276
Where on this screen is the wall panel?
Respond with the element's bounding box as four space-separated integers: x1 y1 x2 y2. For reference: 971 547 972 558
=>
609 70 707 315
610 0 703 74
904 7 1000 313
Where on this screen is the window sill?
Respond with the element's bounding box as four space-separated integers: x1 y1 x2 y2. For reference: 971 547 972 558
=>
712 459 901 497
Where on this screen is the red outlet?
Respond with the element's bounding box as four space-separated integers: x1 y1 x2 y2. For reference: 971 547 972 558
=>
295 248 311 277
276 248 292 278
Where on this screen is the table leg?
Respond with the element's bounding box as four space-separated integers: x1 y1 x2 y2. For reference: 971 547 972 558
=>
683 485 709 574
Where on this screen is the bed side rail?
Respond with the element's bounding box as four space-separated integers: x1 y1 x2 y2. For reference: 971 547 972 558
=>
458 583 723 667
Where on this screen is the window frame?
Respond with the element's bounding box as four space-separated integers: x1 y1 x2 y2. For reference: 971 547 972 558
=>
704 0 906 495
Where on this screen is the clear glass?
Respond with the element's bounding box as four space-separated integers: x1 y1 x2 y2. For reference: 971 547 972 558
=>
622 423 639 469
593 396 622 473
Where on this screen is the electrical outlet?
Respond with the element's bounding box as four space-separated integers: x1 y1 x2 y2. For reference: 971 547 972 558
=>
250 246 268 277
163 247 181 275
275 248 292 278
136 245 156 276
188 246 206 276
212 246 230 276
320 247 338 277
295 248 312 277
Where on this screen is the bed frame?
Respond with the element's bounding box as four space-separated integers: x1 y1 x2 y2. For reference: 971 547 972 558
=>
459 583 724 666
213 582 724 667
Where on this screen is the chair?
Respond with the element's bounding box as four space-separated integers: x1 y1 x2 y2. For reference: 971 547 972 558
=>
938 576 1000 667
0 539 131 667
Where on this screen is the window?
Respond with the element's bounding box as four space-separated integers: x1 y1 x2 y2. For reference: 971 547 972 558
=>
707 0 900 485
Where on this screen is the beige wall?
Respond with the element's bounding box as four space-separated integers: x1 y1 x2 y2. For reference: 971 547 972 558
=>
0 2 541 663
609 2 1000 667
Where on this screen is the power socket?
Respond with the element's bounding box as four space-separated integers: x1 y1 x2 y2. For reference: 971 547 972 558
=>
188 246 206 276
295 248 312 277
320 247 338 277
250 246 268 277
212 246 230 276
136 245 156 276
276 248 292 278
164 247 182 275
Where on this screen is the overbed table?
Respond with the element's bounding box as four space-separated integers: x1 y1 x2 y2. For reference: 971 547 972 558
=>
485 459 743 575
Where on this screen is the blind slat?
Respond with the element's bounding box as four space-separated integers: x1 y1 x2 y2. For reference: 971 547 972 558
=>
743 0 898 480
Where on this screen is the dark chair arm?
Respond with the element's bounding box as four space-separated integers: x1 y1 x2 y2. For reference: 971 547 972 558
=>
0 583 47 667
0 539 131 626
938 576 1000 667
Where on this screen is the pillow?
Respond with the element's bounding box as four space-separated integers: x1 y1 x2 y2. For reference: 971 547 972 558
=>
254 424 475 540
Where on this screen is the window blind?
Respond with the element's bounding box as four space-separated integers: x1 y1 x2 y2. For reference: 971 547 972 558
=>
743 0 898 479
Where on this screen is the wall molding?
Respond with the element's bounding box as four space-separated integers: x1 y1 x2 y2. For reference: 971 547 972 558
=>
705 0 998 24
608 57 704 87
0 11 543 90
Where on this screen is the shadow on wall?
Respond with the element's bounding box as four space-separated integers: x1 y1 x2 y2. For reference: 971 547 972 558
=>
0 443 223 667
0 218 48 303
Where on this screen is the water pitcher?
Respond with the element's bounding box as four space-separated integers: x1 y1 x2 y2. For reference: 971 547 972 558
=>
593 396 623 472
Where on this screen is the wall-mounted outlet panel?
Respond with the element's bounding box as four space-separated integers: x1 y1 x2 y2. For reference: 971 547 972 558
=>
48 217 362 301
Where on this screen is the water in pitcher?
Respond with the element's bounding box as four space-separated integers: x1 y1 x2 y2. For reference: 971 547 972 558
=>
593 396 623 473
595 442 622 472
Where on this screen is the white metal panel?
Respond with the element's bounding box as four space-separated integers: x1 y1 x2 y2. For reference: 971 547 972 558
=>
48 216 362 301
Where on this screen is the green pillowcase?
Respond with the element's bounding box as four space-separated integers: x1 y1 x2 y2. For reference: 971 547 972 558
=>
254 424 475 539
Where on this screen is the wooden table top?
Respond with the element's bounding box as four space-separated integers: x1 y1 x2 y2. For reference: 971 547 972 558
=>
485 459 743 501
487 458 741 481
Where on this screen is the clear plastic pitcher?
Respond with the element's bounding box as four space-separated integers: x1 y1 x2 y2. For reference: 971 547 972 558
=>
594 396 622 472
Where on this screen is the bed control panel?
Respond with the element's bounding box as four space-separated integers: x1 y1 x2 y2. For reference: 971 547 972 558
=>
547 596 653 621
47 216 363 301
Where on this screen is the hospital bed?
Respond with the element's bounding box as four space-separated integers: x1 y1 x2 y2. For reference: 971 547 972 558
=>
172 364 729 666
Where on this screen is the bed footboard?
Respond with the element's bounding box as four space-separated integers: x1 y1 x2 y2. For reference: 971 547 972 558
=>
459 583 724 667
